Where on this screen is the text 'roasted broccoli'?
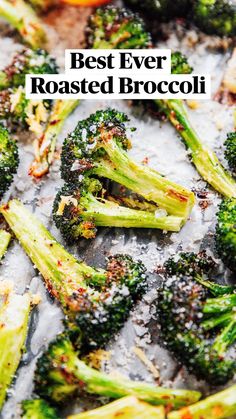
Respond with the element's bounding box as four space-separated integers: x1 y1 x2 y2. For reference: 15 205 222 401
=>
157 252 236 384
216 198 236 272
34 334 201 406
61 109 195 220
0 124 18 199
0 199 147 352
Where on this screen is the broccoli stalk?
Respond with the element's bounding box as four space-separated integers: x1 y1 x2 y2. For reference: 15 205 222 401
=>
34 334 201 407
0 199 147 351
22 399 59 419
0 281 35 408
155 99 236 198
0 124 18 199
29 99 80 178
53 178 185 241
216 198 236 272
168 385 236 419
0 230 11 261
61 109 195 220
0 0 46 48
68 396 165 419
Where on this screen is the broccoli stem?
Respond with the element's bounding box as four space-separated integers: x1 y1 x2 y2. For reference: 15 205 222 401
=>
168 385 236 419
0 284 32 408
30 100 80 178
0 0 46 48
155 99 236 198
76 194 184 231
92 140 195 219
203 294 236 314
202 311 234 330
68 396 165 419
0 200 107 299
212 316 236 354
21 399 59 419
0 72 8 89
0 230 11 261
195 274 234 296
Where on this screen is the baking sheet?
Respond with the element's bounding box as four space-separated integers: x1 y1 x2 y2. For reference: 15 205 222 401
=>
0 6 235 418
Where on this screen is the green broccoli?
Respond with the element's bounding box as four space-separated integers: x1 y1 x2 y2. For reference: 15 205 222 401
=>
86 6 152 50
0 0 46 48
61 109 195 220
29 99 80 178
157 252 236 384
168 385 236 419
34 334 201 406
0 124 18 199
0 281 35 408
0 230 11 261
0 48 58 90
224 132 236 175
0 199 147 352
123 0 189 21
155 99 236 198
171 51 193 75
193 0 236 37
68 396 165 419
21 399 59 419
215 198 236 272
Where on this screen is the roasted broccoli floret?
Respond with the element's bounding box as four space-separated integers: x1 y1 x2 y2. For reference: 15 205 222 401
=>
0 281 35 408
0 48 58 90
169 385 236 419
21 399 59 419
171 51 193 75
0 125 18 199
224 132 236 175
155 99 236 198
193 0 236 37
61 109 195 220
86 6 151 49
216 198 236 272
0 230 11 261
123 0 189 21
53 177 185 241
157 253 236 384
34 334 201 406
0 199 147 352
29 99 80 178
0 0 46 48
68 396 165 419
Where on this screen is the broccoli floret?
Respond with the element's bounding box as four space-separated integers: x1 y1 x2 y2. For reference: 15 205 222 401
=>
53 177 185 241
0 0 46 48
0 281 35 408
155 99 236 198
29 99 80 178
0 125 18 199
21 399 59 419
224 132 236 175
216 198 236 272
61 109 195 220
169 385 236 419
86 6 151 49
157 259 236 384
171 52 193 75
67 396 165 419
0 199 147 352
193 0 236 37
0 48 58 90
34 334 201 406
123 0 189 21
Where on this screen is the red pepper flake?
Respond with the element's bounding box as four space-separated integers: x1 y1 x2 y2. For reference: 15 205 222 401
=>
167 188 188 202
142 157 149 165
176 123 184 131
57 260 62 267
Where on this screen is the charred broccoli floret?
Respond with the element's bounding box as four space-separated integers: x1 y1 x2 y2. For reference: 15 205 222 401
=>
216 198 236 272
193 0 236 37
86 6 151 49
61 109 195 220
0 199 147 352
0 48 58 90
53 177 185 241
0 0 46 48
123 0 189 21
21 399 59 419
0 125 18 199
34 334 201 406
171 51 193 75
157 253 236 384
224 132 236 175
